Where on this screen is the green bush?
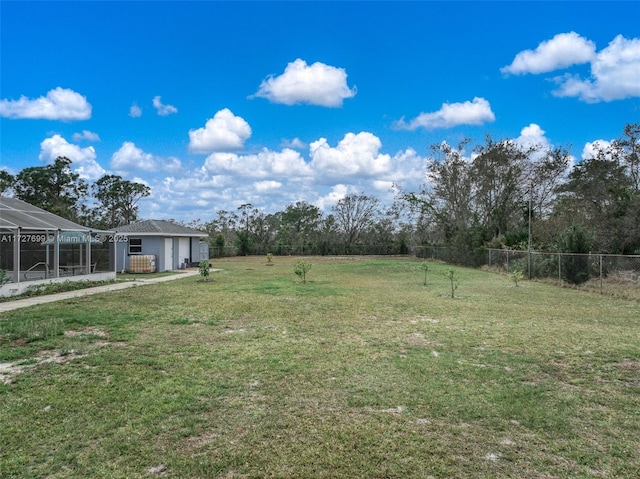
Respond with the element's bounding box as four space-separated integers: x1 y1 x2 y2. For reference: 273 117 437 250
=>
509 269 524 287
557 225 593 284
198 260 211 281
294 260 312 283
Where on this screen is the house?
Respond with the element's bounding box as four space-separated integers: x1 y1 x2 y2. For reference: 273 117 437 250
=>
114 220 208 273
0 197 116 296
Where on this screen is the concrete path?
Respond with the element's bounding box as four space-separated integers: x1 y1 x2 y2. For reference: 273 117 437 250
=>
0 270 201 314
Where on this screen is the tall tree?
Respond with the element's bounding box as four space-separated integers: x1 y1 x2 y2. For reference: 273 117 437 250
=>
333 193 380 252
425 140 474 243
207 210 239 249
13 156 88 221
610 123 640 190
555 157 634 252
471 137 527 239
92 174 150 228
526 145 571 219
277 201 322 251
0 170 14 196
234 204 254 255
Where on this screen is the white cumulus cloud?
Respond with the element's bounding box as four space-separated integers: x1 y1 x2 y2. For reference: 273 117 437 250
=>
552 35 640 102
254 180 283 193
39 134 105 180
204 147 312 178
503 32 640 102
314 184 350 211
386 148 428 184
125 126 433 220
501 32 596 75
111 141 182 174
310 132 392 178
252 58 357 107
130 103 142 117
189 109 252 154
72 130 101 142
514 123 551 151
112 142 156 172
394 97 495 131
281 137 307 150
152 96 178 116
582 140 613 161
0 87 91 120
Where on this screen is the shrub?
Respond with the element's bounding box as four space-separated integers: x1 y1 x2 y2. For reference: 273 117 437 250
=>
443 268 459 298
420 262 429 286
557 224 593 284
198 260 211 281
294 260 312 284
214 234 226 257
509 269 524 287
235 230 252 256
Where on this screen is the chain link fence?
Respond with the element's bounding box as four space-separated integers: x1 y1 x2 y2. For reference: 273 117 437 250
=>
209 242 409 258
487 248 640 298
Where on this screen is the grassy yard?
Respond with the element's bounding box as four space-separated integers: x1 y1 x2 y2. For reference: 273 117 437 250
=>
1 256 638 478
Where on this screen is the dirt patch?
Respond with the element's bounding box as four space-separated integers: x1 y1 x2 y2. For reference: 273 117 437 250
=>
147 464 167 475
93 340 127 348
410 316 440 324
1 349 87 384
404 332 441 348
614 360 640 371
223 328 247 334
1 328 125 384
65 328 108 338
181 432 220 453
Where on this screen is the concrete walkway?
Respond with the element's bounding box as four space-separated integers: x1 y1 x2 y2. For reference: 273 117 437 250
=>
0 270 201 314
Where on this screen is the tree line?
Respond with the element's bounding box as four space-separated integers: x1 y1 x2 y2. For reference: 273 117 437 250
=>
200 123 639 262
1 123 638 262
0 157 150 230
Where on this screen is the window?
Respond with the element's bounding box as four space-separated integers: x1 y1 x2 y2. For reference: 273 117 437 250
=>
129 238 142 254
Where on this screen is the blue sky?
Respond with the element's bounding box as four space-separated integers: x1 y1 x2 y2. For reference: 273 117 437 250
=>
1 1 639 222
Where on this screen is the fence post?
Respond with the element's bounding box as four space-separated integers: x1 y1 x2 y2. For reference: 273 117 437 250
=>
558 254 562 285
600 254 603 294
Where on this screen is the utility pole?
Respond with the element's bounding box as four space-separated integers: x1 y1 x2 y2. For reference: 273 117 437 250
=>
528 182 532 280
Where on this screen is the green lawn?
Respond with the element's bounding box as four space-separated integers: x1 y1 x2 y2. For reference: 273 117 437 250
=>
1 256 638 478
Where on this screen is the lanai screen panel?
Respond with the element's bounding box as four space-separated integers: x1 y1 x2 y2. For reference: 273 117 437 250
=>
0 197 90 232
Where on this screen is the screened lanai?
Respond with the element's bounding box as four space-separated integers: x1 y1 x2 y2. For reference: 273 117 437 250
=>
0 197 115 287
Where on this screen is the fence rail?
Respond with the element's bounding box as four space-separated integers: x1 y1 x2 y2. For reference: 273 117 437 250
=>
486 248 640 296
411 245 640 297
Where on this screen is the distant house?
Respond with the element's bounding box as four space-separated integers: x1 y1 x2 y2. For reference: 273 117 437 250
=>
114 220 208 273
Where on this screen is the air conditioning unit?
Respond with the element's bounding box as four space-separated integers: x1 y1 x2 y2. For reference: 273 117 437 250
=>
129 255 156 273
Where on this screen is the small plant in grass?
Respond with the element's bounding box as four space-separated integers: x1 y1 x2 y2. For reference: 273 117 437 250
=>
420 262 429 286
443 267 459 298
509 269 524 287
294 259 312 283
266 253 274 265
198 259 211 281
